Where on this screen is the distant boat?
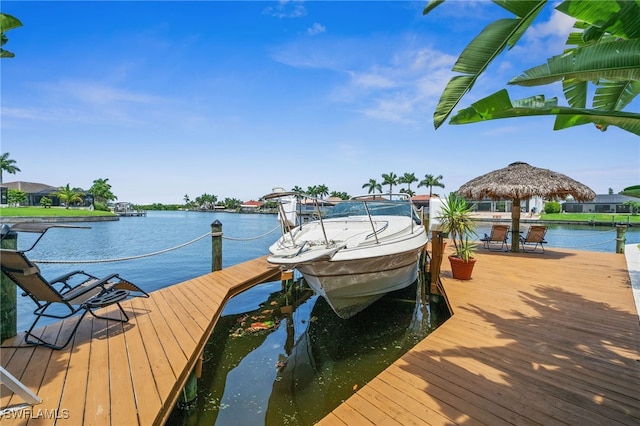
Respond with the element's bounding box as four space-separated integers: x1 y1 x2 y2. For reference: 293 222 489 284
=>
111 202 146 217
264 190 427 319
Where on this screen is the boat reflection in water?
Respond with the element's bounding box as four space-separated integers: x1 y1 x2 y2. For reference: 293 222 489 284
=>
167 272 450 426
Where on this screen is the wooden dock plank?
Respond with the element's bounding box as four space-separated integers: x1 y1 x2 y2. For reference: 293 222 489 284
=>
319 247 640 426
107 306 139 426
2 250 637 426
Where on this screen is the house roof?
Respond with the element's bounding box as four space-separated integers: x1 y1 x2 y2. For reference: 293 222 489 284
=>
241 200 263 208
0 181 59 193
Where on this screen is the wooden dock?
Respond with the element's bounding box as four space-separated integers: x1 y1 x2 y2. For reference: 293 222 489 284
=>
0 256 280 425
319 247 640 425
2 248 639 425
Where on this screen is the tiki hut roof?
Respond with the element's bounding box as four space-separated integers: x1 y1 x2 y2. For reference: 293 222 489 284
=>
456 162 596 202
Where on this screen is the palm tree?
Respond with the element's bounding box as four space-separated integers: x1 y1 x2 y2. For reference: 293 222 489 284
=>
52 184 84 209
291 185 304 194
362 178 382 195
423 0 640 136
381 172 398 194
0 152 21 184
316 184 329 199
418 174 445 198
0 13 22 58
399 172 418 194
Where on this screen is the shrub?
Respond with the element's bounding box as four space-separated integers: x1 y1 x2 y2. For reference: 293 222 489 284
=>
544 201 561 214
93 202 110 211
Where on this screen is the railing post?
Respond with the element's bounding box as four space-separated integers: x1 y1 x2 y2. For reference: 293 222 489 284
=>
1 226 18 341
615 224 626 254
211 220 222 272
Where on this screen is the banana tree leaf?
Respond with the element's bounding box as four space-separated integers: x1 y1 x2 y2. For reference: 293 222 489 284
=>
427 0 545 128
556 0 640 39
509 40 640 86
449 89 640 136
562 78 587 108
423 0 445 15
593 80 640 111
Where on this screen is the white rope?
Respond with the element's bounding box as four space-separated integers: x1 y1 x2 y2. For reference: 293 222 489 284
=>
221 224 281 241
32 231 214 264
32 224 281 264
556 237 619 249
551 228 616 237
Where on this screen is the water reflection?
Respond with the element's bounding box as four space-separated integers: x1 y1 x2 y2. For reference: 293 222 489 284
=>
168 272 450 425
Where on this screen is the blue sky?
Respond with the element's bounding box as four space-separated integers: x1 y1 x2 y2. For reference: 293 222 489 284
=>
2 1 638 204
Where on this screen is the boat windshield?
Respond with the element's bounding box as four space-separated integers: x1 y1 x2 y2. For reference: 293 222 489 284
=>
325 200 420 224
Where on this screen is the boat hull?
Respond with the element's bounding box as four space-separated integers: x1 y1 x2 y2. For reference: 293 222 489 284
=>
296 248 422 319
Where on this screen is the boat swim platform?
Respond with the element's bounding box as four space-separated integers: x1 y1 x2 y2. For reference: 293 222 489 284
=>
319 246 640 425
1 248 639 425
0 256 281 425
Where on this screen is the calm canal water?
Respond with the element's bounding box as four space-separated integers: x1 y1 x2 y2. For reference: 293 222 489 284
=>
4 211 639 425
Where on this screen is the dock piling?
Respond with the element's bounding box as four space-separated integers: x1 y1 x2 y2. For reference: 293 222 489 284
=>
616 224 626 254
211 220 222 272
0 226 17 341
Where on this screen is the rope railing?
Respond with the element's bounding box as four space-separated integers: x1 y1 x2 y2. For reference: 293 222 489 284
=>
32 224 281 264
471 226 623 251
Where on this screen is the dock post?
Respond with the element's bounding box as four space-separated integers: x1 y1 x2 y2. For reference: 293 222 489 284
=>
615 224 626 254
211 220 222 272
0 226 17 341
177 370 198 410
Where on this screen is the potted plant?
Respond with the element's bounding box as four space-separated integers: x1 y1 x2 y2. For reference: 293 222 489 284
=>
437 193 478 280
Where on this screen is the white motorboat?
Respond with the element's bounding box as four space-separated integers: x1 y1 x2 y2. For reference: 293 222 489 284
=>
264 189 427 319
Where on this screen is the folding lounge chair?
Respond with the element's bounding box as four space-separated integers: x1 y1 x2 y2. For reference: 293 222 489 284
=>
0 248 149 350
519 225 548 253
479 224 510 251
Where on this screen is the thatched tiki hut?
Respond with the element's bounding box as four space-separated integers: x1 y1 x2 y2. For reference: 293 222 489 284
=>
456 162 596 252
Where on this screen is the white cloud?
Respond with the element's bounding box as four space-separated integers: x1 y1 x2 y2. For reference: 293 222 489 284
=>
307 22 325 36
263 0 307 18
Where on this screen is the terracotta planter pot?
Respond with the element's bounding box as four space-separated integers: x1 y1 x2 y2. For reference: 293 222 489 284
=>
448 255 476 280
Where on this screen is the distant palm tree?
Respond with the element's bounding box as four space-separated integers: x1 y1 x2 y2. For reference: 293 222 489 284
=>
381 172 398 194
400 188 415 197
399 172 418 194
316 184 329 199
52 184 84 209
418 174 445 197
291 185 304 194
307 185 319 197
362 178 382 195
330 191 350 200
0 152 21 184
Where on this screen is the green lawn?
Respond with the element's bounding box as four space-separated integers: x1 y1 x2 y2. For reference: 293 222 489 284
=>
541 213 640 223
0 207 115 217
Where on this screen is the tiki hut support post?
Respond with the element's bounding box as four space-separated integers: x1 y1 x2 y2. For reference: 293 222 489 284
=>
512 198 521 252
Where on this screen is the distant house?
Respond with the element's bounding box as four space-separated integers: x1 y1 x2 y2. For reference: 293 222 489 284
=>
562 194 635 213
240 200 264 212
411 195 431 210
0 181 94 208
